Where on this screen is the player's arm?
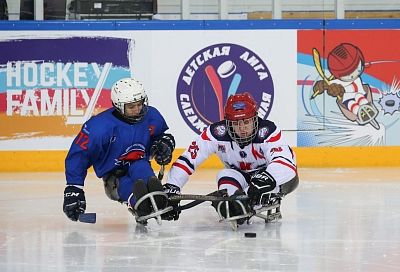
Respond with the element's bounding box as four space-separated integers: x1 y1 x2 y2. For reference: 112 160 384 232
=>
161 128 216 221
262 124 297 185
148 107 176 166
63 123 99 221
65 123 98 186
166 127 216 190
248 124 297 205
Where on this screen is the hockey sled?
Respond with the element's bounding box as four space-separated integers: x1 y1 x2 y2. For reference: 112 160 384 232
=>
130 191 173 225
216 200 282 231
170 193 283 231
215 199 253 231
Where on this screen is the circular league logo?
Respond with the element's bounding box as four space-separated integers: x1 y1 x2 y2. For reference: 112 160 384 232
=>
176 43 274 134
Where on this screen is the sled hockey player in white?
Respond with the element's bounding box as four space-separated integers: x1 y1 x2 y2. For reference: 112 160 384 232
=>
162 93 299 228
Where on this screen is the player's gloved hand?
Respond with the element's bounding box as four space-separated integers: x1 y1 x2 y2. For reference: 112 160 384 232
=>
211 189 250 225
327 83 345 98
151 133 175 165
312 80 329 98
248 169 277 206
161 183 181 221
63 185 86 221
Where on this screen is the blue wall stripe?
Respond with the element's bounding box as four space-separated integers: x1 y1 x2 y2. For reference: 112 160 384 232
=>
0 19 399 31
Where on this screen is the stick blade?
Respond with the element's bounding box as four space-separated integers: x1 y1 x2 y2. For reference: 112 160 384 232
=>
78 213 96 224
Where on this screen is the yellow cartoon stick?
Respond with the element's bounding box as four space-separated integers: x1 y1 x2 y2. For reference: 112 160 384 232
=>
311 48 336 99
312 48 331 85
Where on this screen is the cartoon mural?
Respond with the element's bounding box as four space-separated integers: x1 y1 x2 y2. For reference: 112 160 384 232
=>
312 43 380 130
298 30 400 147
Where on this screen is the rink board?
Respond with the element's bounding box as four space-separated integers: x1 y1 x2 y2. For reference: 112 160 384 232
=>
1 20 400 171
1 146 400 172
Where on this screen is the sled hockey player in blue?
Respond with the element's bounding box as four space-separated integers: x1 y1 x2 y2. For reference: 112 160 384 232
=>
63 78 175 224
162 93 299 227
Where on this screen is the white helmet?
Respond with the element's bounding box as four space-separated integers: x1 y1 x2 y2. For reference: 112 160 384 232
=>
111 78 148 122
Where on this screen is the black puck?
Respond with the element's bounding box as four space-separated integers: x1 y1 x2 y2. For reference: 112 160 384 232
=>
385 100 395 107
244 232 256 238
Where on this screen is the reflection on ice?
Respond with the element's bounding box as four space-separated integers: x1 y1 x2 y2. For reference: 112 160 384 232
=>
0 169 400 271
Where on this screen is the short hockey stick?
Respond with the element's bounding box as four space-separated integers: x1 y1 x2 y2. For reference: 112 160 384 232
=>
170 193 249 202
173 194 281 222
176 200 204 211
174 192 220 212
158 164 165 181
78 213 97 224
170 193 250 212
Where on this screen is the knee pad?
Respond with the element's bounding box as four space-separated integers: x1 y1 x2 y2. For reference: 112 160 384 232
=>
102 169 127 202
216 169 247 195
102 175 120 201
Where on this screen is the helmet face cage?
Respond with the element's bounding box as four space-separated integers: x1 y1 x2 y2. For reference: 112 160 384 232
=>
111 78 149 122
226 116 258 145
224 93 259 146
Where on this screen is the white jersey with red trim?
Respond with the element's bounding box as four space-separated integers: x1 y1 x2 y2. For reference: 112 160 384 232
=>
167 118 297 189
331 77 365 102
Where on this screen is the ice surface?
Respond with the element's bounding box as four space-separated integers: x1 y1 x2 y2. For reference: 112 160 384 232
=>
1 168 400 272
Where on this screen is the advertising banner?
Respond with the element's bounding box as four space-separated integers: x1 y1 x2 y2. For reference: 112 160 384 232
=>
0 30 298 150
0 33 133 149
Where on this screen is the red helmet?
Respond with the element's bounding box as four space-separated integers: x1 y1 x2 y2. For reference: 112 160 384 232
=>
224 92 258 146
328 43 364 79
224 92 258 120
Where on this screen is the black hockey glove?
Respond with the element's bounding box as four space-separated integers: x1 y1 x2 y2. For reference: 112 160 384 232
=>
151 133 175 166
248 169 277 206
161 183 181 221
63 186 86 221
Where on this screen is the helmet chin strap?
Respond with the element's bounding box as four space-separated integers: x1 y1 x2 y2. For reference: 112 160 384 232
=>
238 140 251 148
112 106 148 124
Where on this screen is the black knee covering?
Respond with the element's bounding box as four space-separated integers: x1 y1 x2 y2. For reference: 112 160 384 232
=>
103 175 120 201
148 176 168 209
102 168 127 202
211 190 251 225
133 179 151 217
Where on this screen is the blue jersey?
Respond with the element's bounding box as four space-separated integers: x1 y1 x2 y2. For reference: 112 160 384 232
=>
65 106 168 186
